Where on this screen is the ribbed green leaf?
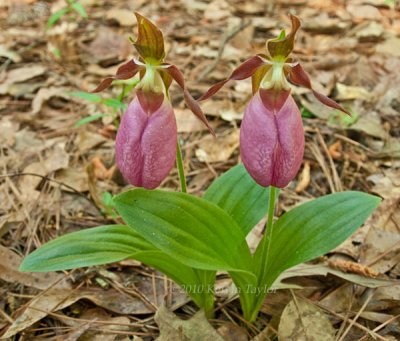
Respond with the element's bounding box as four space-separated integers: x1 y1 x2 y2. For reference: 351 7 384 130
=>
20 225 152 272
20 224 216 311
204 164 270 234
113 189 253 272
134 251 215 310
261 191 381 284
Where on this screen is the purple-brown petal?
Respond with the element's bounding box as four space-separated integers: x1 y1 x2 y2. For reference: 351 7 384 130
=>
288 63 351 116
115 96 177 189
240 92 304 188
92 59 141 93
164 64 215 135
198 55 266 101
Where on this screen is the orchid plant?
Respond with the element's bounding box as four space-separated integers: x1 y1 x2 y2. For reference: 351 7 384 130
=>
21 14 380 323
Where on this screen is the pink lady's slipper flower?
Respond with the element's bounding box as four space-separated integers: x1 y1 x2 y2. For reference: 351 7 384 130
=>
199 15 350 188
93 13 213 189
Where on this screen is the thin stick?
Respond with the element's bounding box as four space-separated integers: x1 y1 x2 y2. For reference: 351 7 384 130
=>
197 19 251 81
337 290 375 341
358 314 400 341
0 172 86 197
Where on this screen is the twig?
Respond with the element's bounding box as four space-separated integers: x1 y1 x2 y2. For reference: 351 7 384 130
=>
359 314 400 341
290 290 311 338
197 19 251 82
0 172 86 198
337 289 376 341
312 297 387 340
316 129 342 192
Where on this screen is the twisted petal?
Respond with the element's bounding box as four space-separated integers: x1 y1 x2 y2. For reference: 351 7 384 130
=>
115 96 177 189
240 92 304 188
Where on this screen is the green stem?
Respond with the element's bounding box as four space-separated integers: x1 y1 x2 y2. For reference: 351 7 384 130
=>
245 186 278 322
264 186 278 267
176 139 187 193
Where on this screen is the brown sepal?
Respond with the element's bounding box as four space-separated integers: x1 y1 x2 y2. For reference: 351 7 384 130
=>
289 63 351 116
92 59 141 93
165 64 215 135
198 55 266 101
267 14 301 59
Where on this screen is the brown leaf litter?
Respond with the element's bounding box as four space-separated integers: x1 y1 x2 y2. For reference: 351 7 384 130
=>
0 0 400 339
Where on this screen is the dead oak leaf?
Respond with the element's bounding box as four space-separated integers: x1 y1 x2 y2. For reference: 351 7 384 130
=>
0 245 69 291
155 305 224 341
278 297 335 341
195 130 239 163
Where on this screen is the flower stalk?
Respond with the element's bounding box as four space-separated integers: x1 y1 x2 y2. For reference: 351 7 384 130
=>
176 140 187 193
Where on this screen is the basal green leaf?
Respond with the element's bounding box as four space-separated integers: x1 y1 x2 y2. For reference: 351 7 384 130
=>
20 224 216 312
204 164 270 234
134 251 215 311
113 189 253 272
261 191 381 285
20 225 152 272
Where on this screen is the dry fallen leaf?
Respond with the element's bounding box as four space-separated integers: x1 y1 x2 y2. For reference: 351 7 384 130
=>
217 323 248 341
360 196 400 274
87 28 131 65
278 297 335 341
75 131 107 153
203 0 232 21
295 161 311 193
175 108 208 133
54 168 89 192
106 8 136 26
0 44 21 62
0 65 47 95
19 142 70 200
0 116 19 147
346 4 382 20
368 169 400 199
155 305 224 341
335 83 372 101
0 245 69 291
3 285 187 339
31 87 71 115
376 36 400 57
61 308 131 341
195 130 239 163
274 263 395 290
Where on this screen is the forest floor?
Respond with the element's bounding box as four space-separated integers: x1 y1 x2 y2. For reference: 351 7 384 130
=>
1 0 400 340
